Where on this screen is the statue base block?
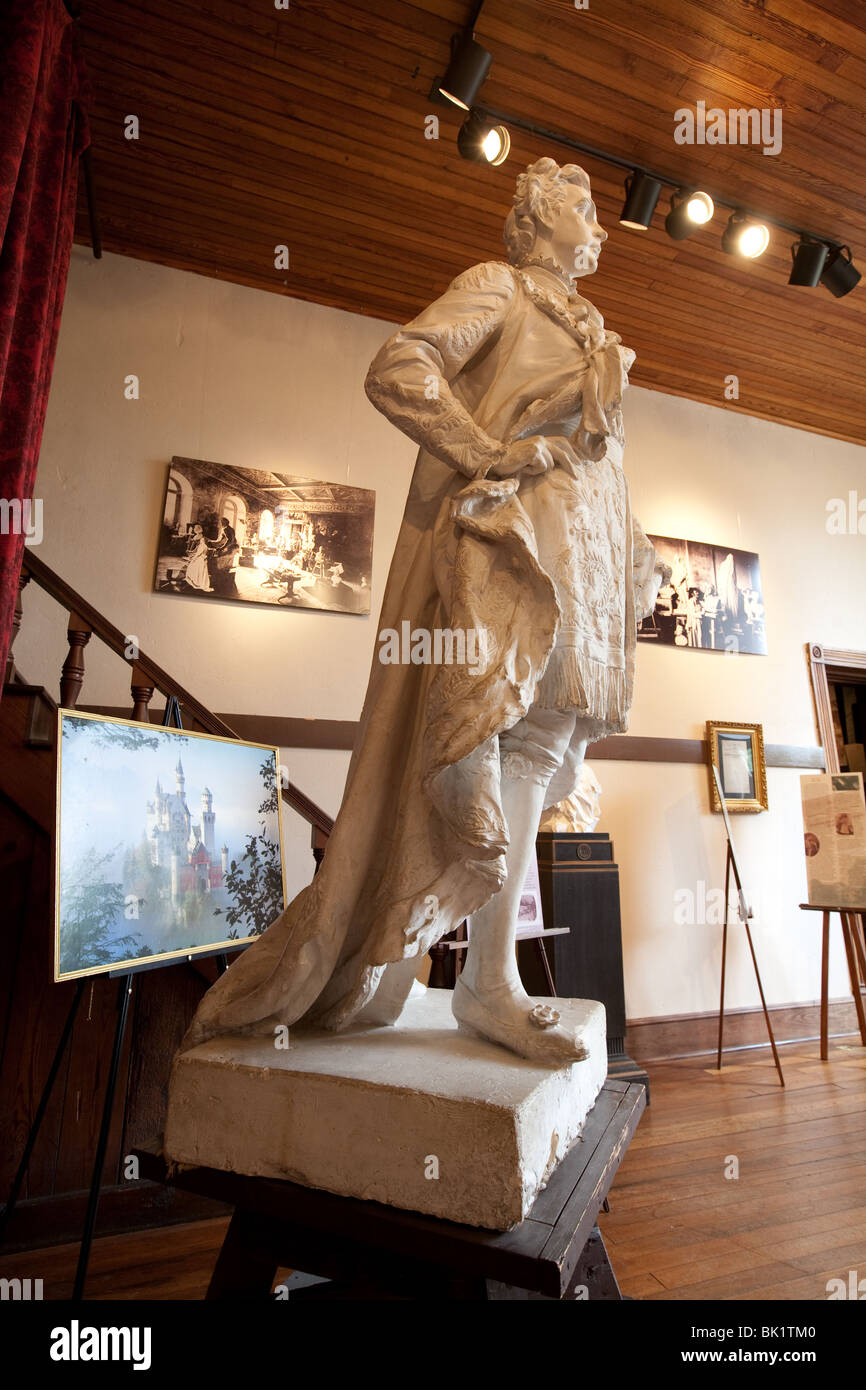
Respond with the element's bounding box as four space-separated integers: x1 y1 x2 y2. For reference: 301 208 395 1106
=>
163 988 607 1231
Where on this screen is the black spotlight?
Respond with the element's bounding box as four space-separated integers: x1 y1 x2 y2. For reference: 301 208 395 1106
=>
437 34 492 110
821 245 861 298
665 189 714 240
788 239 828 287
457 109 510 165
721 211 770 259
619 171 662 230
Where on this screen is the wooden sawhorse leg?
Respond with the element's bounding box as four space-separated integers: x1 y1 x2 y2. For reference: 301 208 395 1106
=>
206 1209 280 1300
486 1226 622 1301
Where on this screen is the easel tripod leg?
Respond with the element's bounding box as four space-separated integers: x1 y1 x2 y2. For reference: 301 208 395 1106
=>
534 936 555 994
846 911 866 987
717 845 731 1070
0 979 85 1242
821 911 830 1061
839 913 866 1046
72 974 134 1299
743 922 784 1087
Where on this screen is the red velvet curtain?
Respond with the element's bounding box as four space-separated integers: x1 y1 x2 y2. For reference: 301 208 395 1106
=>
0 0 90 688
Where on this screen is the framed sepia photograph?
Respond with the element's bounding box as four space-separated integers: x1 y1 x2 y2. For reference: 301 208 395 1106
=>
638 535 766 655
707 720 768 814
155 456 375 615
55 710 286 981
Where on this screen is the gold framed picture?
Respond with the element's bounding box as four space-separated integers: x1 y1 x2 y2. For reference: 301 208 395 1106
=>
55 709 287 981
707 720 768 814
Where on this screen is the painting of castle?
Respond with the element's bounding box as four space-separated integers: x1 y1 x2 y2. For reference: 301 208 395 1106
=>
146 757 228 905
55 712 285 980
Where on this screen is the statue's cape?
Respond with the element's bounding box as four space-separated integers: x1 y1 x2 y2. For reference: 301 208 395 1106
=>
179 464 568 1051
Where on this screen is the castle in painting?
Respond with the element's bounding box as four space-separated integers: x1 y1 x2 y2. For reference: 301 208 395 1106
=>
146 756 228 906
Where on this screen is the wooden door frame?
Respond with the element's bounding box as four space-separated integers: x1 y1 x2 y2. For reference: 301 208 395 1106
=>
807 643 866 773
808 644 866 998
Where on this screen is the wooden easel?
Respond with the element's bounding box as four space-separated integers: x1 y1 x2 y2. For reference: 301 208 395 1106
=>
798 903 866 1059
713 765 785 1087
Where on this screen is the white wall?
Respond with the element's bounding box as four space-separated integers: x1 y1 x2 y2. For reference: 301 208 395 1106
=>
19 248 866 1021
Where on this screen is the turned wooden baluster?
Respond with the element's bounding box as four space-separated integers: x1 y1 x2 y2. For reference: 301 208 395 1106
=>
311 826 329 874
5 571 30 684
59 613 92 708
130 662 155 722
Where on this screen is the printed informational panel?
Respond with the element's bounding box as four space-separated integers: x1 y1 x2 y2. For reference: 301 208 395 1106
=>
515 852 545 938
800 772 866 909
467 855 545 944
55 711 286 980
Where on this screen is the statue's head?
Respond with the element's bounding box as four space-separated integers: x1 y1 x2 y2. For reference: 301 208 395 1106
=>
504 157 607 279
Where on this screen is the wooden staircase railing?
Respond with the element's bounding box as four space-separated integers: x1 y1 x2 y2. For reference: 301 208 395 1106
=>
12 552 334 853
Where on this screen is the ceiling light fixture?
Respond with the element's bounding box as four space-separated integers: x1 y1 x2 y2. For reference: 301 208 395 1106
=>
820 245 862 298
457 109 511 165
440 100 858 297
665 189 715 240
437 33 492 111
619 171 662 230
788 239 829 287
721 212 770 259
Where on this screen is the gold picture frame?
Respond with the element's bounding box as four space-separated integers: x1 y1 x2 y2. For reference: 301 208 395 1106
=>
707 720 768 814
55 708 287 981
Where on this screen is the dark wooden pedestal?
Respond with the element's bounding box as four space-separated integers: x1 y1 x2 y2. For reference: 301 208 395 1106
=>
135 1079 644 1301
520 833 650 1099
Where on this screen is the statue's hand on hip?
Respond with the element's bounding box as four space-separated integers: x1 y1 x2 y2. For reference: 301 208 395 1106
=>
488 435 581 480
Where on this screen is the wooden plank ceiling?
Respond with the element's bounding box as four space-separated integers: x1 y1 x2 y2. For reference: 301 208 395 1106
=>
73 0 866 445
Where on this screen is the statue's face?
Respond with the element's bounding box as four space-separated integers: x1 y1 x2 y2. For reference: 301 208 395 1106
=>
549 183 607 277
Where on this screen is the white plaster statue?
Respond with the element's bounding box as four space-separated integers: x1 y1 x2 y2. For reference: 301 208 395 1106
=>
539 763 602 833
181 158 666 1066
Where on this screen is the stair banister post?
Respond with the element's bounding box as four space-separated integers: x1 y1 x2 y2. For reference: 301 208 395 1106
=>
130 662 155 723
311 825 329 874
5 570 30 684
59 612 92 708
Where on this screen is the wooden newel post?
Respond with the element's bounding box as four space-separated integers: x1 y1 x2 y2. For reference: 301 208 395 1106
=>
60 613 92 708
311 826 329 874
130 663 155 722
5 570 30 684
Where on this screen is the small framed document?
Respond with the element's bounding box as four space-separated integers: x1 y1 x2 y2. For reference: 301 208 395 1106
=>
800 771 866 908
707 720 768 813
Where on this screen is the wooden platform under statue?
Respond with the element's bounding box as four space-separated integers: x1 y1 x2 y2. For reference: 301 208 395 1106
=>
140 1077 646 1300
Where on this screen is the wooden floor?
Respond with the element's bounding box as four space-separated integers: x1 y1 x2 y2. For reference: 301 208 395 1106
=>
2 1038 864 1301
600 1038 866 1301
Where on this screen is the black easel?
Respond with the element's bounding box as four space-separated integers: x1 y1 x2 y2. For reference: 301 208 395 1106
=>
0 979 86 1243
72 968 135 1297
71 697 188 1296
0 697 195 1293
